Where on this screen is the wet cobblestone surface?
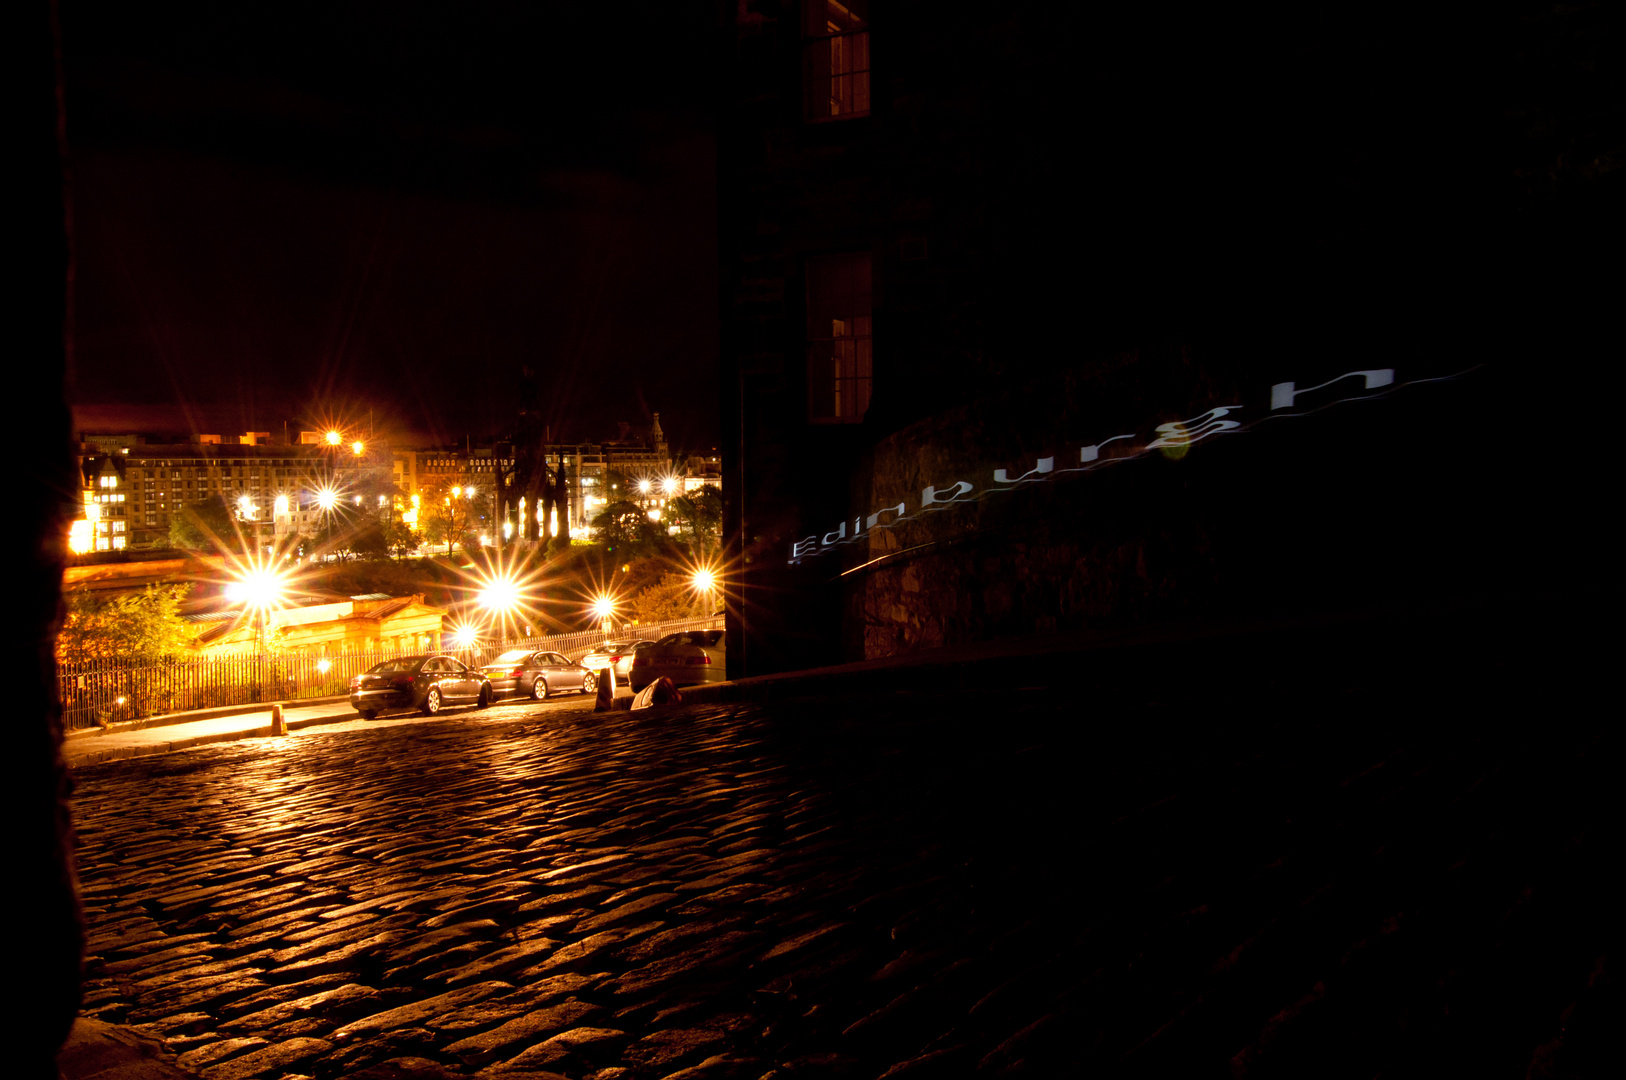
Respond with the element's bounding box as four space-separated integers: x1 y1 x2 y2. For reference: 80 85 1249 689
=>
70 678 1610 1078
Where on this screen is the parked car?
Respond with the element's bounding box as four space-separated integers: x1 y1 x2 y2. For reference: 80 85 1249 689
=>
577 639 656 685
349 654 492 718
628 629 726 692
479 649 599 700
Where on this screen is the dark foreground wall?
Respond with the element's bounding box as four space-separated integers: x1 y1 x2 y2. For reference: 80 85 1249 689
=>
720 0 1618 675
831 359 1525 660
19 0 87 1072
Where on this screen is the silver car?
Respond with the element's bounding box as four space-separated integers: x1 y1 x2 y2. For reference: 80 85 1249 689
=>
577 639 656 685
478 649 598 700
628 629 726 692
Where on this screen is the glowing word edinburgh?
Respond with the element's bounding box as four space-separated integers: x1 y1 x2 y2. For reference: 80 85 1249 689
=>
789 368 1402 564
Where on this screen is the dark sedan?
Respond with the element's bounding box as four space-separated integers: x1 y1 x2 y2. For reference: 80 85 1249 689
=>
349 654 492 718
478 649 599 700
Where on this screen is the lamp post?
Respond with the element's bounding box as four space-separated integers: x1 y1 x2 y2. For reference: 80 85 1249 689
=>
478 573 522 640
228 567 285 703
691 565 720 620
317 487 338 557
592 595 615 637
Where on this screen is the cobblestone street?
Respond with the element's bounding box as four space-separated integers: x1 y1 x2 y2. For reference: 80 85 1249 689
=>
69 663 1610 1078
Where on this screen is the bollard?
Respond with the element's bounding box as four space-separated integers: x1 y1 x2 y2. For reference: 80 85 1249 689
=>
593 665 615 712
269 703 286 736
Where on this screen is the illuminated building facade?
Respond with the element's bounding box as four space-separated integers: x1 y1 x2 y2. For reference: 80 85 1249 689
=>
399 415 689 543
188 593 447 657
74 435 385 552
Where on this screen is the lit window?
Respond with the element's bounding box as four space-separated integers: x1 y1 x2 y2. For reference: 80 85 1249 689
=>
804 0 870 122
806 252 873 423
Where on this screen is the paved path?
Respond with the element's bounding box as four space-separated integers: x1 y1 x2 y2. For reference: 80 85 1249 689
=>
68 669 1609 1077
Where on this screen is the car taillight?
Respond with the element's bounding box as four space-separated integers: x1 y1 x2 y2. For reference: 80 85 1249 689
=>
510 668 524 677
685 655 711 665
610 655 622 663
632 656 648 668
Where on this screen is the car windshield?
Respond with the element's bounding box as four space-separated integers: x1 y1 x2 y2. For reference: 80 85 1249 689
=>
591 642 631 652
489 650 531 665
367 657 426 674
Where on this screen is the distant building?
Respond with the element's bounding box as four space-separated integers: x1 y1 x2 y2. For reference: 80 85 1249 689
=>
399 415 693 543
74 433 388 552
188 593 448 656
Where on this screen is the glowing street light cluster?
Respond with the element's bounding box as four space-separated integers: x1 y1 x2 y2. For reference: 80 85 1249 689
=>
225 566 287 614
478 574 522 614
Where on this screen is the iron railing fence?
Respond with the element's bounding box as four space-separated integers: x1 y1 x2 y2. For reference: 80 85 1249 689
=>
58 614 722 731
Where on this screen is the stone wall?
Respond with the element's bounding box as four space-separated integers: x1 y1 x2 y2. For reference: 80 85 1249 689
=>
840 358 1505 662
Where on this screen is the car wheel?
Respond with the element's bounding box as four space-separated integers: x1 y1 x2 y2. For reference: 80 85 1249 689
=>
532 678 549 701
477 685 491 709
359 709 377 720
582 672 597 695
422 688 442 716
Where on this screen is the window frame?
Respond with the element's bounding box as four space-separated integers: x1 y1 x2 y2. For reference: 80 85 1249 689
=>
802 0 871 123
805 251 875 425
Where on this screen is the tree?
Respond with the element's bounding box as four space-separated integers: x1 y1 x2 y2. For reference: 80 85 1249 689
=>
349 520 390 561
421 474 484 556
666 484 722 555
323 473 405 560
592 499 660 550
169 497 239 552
626 571 711 624
382 516 422 561
57 584 195 666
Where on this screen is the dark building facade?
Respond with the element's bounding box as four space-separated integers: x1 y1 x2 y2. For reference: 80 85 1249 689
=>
719 3 1599 678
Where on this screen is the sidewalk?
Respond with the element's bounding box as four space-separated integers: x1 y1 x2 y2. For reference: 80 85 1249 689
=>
62 698 362 768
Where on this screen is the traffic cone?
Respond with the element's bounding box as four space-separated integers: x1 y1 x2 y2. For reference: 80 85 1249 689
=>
593 666 615 712
269 703 287 736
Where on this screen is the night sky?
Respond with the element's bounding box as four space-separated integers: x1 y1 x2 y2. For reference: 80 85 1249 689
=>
61 1 719 454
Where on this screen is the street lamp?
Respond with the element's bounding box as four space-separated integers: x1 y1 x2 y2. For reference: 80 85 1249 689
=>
450 622 480 664
316 486 338 556
227 565 286 703
478 574 521 612
592 594 615 636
